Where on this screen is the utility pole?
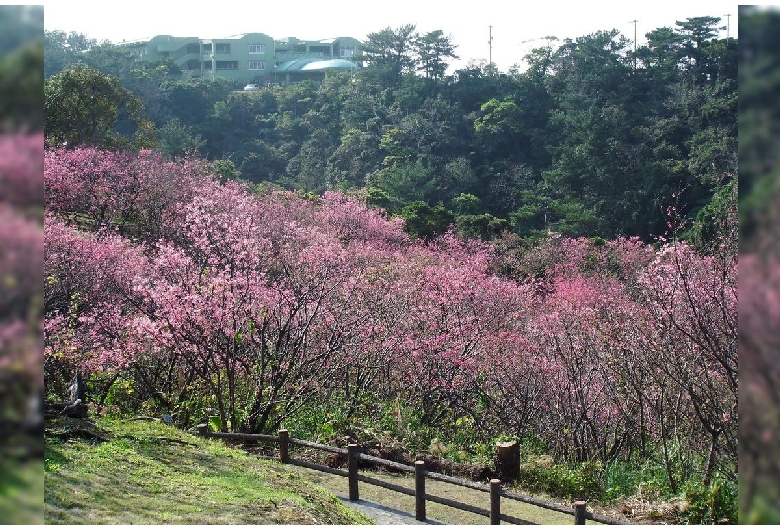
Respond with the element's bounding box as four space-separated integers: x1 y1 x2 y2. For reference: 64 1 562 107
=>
630 20 638 69
723 13 731 39
488 25 493 67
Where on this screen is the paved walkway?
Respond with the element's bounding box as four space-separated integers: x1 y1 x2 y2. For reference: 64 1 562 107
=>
333 492 443 525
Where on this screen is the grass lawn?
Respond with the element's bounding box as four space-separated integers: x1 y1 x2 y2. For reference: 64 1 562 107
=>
44 416 374 525
0 458 44 524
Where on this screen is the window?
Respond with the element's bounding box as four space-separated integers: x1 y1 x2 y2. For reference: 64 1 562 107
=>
187 43 200 54
215 61 238 70
249 61 266 70
215 43 231 54
202 43 212 53
340 48 355 58
248 44 265 54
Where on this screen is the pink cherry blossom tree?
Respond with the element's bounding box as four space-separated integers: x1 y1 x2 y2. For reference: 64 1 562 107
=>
44 146 214 241
637 240 737 486
1 133 44 431
41 144 739 493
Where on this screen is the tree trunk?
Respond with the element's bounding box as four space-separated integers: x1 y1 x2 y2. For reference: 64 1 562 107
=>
704 430 720 487
495 440 519 482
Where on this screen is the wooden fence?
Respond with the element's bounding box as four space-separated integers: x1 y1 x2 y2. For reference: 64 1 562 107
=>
196 426 627 525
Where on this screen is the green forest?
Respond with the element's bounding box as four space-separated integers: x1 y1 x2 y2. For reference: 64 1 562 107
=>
44 15 736 245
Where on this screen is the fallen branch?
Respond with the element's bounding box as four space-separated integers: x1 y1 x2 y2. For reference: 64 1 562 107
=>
48 428 111 442
126 416 160 422
155 436 197 447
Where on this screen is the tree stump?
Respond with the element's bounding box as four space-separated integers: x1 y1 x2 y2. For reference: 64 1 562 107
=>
44 399 88 419
495 440 519 482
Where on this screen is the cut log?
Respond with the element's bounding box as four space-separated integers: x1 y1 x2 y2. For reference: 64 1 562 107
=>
495 440 519 482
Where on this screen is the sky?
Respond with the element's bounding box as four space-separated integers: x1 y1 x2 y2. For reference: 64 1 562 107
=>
42 1 739 73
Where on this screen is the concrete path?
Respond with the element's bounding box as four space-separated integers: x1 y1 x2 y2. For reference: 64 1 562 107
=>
333 491 444 525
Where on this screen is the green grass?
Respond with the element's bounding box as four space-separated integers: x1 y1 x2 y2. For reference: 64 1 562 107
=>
0 458 44 524
44 416 374 525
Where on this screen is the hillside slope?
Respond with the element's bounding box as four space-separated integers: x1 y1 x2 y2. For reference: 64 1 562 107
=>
44 416 373 525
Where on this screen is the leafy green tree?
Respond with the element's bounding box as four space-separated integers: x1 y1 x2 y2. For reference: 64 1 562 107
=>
0 5 42 54
211 158 241 183
684 178 737 254
400 200 455 240
473 98 526 161
357 24 418 85
676 16 721 47
199 87 275 160
413 30 458 81
156 117 205 159
738 6 780 245
455 213 509 241
44 30 100 78
452 193 481 215
45 65 156 150
675 16 722 80
235 140 286 185
634 27 688 85
368 159 435 206
286 137 333 193
80 41 141 81
440 157 479 199
159 78 235 127
0 41 43 131
362 186 395 211
326 127 383 189
122 58 183 126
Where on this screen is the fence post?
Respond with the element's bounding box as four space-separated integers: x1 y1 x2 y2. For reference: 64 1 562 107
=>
490 478 502 525
348 443 359 501
415 460 426 521
278 429 289 464
573 500 587 525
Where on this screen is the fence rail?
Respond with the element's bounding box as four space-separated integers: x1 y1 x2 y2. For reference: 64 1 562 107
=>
196 425 626 525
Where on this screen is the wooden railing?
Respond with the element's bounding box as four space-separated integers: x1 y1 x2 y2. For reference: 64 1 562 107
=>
196 426 627 525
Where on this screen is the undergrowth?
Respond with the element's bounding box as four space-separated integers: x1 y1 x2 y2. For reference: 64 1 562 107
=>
284 394 738 524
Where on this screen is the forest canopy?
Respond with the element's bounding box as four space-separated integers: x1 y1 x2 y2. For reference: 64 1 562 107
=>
44 15 736 244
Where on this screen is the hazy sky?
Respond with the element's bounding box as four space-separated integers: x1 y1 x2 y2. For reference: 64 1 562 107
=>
42 1 739 73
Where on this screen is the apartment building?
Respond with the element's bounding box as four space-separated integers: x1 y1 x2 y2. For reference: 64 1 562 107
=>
122 33 362 85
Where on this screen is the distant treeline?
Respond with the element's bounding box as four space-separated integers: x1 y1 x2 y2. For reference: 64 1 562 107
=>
0 5 43 131
45 15 736 244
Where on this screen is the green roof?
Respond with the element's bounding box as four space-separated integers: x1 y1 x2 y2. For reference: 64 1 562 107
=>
275 57 358 72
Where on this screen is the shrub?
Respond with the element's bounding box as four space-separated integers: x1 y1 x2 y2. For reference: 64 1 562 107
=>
680 477 738 524
518 456 603 500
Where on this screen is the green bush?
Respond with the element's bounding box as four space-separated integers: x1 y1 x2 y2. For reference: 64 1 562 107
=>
517 456 603 500
602 457 674 503
742 493 780 525
681 477 738 524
